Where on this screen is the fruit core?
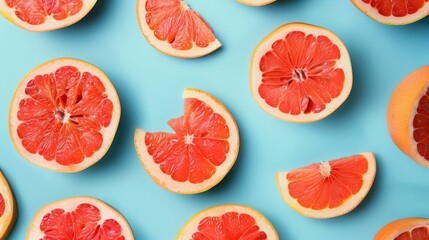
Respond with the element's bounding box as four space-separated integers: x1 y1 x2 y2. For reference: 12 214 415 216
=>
320 161 331 177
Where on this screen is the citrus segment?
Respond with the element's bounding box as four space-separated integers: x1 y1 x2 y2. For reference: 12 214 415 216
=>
137 0 221 58
9 58 121 172
26 196 134 240
0 0 96 31
236 0 276 6
251 22 352 123
0 171 17 240
351 0 429 25
177 205 279 240
374 218 429 240
276 152 376 218
134 88 239 194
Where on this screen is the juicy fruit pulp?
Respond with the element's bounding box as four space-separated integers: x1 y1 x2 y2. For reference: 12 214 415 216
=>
412 86 429 162
0 194 4 218
374 218 429 240
394 227 429 239
360 0 429 17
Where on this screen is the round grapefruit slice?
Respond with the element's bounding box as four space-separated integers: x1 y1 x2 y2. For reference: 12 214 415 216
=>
177 204 279 240
26 196 134 240
237 0 276 6
387 65 429 168
134 88 239 194
250 22 353 123
0 0 97 32
137 0 221 58
276 152 376 218
374 218 429 240
9 58 121 173
0 171 17 240
351 0 429 25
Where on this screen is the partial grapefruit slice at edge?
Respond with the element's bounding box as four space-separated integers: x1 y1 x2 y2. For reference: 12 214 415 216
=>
0 171 17 240
237 0 277 6
374 218 429 240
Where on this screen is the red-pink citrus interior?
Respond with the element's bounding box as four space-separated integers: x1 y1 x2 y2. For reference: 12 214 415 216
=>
413 87 429 161
145 98 230 183
395 226 429 240
0 193 4 217
16 66 113 166
258 31 345 115
360 0 429 17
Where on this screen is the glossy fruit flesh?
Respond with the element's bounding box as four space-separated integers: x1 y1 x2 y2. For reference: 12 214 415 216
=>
394 227 429 239
361 0 429 17
413 86 429 162
0 193 4 217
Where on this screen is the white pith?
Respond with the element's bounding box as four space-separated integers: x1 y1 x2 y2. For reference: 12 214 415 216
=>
0 171 15 239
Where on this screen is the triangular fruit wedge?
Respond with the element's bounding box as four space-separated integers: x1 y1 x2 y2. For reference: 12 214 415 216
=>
375 218 429 240
134 88 240 194
237 0 276 6
276 152 376 218
137 0 221 58
0 171 17 240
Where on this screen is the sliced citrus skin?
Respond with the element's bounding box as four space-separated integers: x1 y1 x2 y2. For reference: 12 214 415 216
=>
250 22 353 123
0 0 97 31
374 218 429 240
351 0 429 25
26 196 134 240
276 152 376 218
9 58 121 173
387 65 429 168
236 0 276 6
0 171 17 240
177 204 279 240
137 0 221 58
134 88 239 194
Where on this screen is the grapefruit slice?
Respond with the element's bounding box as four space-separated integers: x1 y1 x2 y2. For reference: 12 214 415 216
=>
0 0 97 32
250 22 353 123
387 65 429 168
0 171 17 240
134 88 239 194
26 196 134 240
137 0 221 58
9 58 121 173
374 218 429 240
351 0 429 25
276 152 376 218
237 0 276 6
177 204 279 240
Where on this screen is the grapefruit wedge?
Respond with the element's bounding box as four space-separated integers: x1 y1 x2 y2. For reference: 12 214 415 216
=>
134 88 239 194
177 204 279 240
387 65 429 168
0 171 17 240
26 196 134 240
237 0 276 6
137 0 221 58
0 0 97 32
251 22 353 123
9 58 121 173
374 218 429 240
351 0 429 25
276 152 376 218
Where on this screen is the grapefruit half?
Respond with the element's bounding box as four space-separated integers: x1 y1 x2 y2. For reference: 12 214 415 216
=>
237 0 277 7
9 58 121 173
0 171 16 240
374 218 429 240
250 22 353 123
387 65 429 168
134 88 239 194
137 0 221 58
177 204 279 240
0 0 97 32
351 0 429 25
26 196 134 240
276 152 376 218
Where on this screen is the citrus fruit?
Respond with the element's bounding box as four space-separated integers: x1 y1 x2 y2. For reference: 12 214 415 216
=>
351 0 429 25
0 0 97 32
9 58 121 173
374 218 429 240
0 171 17 240
276 152 376 218
237 0 276 7
177 204 279 240
137 0 221 58
387 65 429 168
134 88 239 194
250 22 353 123
26 196 134 240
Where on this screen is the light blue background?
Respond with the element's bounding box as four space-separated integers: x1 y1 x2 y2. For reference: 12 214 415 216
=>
1 0 429 239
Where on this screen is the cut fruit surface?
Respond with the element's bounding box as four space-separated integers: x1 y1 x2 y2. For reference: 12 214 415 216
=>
137 0 221 58
9 58 121 173
237 0 276 6
177 204 279 240
374 218 429 240
134 88 239 194
276 152 376 218
26 196 134 240
0 0 97 31
0 171 17 240
351 0 429 25
387 65 429 168
250 22 352 123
